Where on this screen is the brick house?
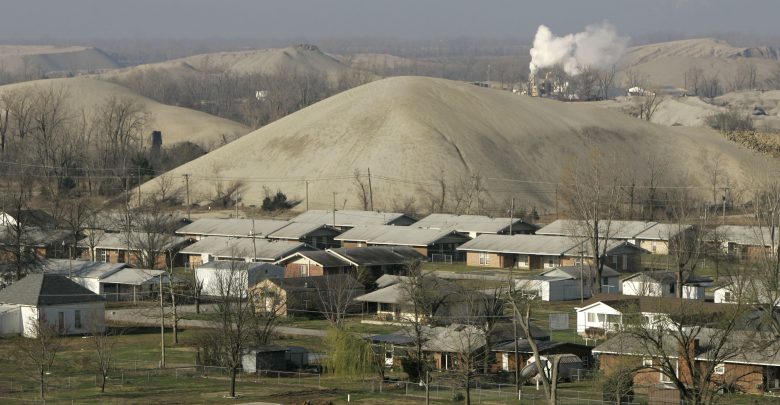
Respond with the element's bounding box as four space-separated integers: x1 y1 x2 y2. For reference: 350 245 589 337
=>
77 232 190 269
457 234 645 272
275 250 352 278
413 213 538 238
594 329 780 395
335 225 470 260
291 210 417 231
178 236 312 268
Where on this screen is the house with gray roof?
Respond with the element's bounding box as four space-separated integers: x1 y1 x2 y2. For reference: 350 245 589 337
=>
275 250 352 278
176 218 290 240
335 225 470 260
514 265 621 301
413 213 538 238
457 234 645 272
179 236 313 267
76 231 190 269
0 274 105 337
267 222 341 249
593 328 780 395
196 261 283 297
39 259 182 302
291 210 416 230
621 271 709 300
713 225 777 260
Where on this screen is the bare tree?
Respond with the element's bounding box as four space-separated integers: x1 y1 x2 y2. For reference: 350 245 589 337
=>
353 168 370 211
90 323 118 393
623 68 648 90
766 62 780 90
248 283 286 345
684 66 704 96
505 289 561 405
620 299 749 405
0 192 39 282
315 273 362 328
701 73 723 100
560 146 622 294
574 65 599 100
441 323 484 405
13 318 63 403
597 65 617 100
664 189 711 298
636 91 661 121
197 260 255 398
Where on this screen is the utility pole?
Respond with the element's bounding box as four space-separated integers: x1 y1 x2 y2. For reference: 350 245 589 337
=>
305 180 309 211
332 192 337 227
509 197 515 234
183 174 191 221
235 192 239 218
367 168 374 211
721 184 730 224
555 184 559 220
159 275 166 369
250 218 257 262
579 248 585 303
137 166 142 207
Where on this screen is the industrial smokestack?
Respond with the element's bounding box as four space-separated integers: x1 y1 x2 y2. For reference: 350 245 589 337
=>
529 23 629 76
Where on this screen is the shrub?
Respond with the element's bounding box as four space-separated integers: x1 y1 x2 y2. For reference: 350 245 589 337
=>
706 110 754 132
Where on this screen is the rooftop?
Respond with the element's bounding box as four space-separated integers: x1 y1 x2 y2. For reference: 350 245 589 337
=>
180 236 309 261
537 219 658 240
0 274 103 306
291 210 413 228
413 213 538 234
335 225 465 246
328 246 425 266
176 218 290 238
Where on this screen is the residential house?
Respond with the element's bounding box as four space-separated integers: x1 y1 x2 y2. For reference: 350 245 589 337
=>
413 213 538 238
0 274 104 337
536 219 657 242
292 210 417 231
0 227 74 259
0 209 59 229
326 246 426 278
40 259 183 301
621 271 709 300
575 294 724 338
491 340 593 372
633 223 693 255
714 225 777 261
267 222 341 249
713 276 779 306
594 329 780 395
175 218 289 241
275 250 352 278
179 236 312 267
77 232 190 269
515 265 620 301
250 274 364 317
353 275 467 323
457 234 645 272
368 324 486 370
196 261 283 297
335 225 470 260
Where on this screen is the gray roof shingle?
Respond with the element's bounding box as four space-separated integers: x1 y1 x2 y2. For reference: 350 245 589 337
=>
0 274 103 306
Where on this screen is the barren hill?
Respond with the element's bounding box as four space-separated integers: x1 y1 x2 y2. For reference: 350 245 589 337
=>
103 44 360 82
622 38 778 88
139 76 774 211
0 45 120 76
0 77 250 148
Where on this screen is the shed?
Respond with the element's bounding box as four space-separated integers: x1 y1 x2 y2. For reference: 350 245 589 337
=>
242 346 289 373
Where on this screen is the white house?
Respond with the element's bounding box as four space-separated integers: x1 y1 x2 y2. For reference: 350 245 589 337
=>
514 265 620 301
713 277 780 306
0 274 105 337
196 261 283 297
575 295 722 337
40 259 177 301
621 271 707 300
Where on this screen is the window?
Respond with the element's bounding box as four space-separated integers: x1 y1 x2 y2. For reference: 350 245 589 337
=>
100 250 108 263
545 256 559 268
587 312 597 323
74 310 82 329
517 254 528 266
651 241 657 253
670 283 676 294
612 255 618 265
714 363 725 375
642 357 653 367
723 291 733 302
57 311 65 332
660 361 678 383
299 264 309 277
479 252 490 266
622 255 628 270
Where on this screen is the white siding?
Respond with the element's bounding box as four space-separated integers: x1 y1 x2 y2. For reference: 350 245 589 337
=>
36 302 105 337
576 302 622 333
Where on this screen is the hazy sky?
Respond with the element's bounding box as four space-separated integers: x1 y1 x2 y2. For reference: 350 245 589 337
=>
2 0 779 42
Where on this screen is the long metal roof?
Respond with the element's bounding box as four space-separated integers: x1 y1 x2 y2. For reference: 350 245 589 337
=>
176 218 290 238
267 222 335 240
714 225 777 246
179 236 308 261
537 219 658 240
77 232 188 251
40 259 128 279
335 225 464 246
457 234 583 256
414 213 536 234
291 210 412 227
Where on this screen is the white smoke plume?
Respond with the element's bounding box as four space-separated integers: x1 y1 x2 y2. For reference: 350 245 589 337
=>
529 23 629 76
